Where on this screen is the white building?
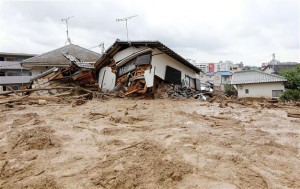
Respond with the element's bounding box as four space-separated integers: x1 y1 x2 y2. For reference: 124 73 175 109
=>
194 61 243 73
0 52 35 92
95 40 202 93
231 70 287 98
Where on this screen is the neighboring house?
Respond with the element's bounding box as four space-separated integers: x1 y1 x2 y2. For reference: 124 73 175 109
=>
262 62 299 75
21 44 100 77
204 71 232 91
0 52 36 92
95 40 201 92
231 70 287 98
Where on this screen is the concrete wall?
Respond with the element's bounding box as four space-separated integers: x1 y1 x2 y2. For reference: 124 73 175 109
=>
31 67 52 77
236 82 285 98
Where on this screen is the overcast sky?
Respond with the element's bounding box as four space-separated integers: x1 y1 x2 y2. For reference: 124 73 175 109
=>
0 0 299 66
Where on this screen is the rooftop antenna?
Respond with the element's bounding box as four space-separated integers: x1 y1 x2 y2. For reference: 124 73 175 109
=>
116 15 138 41
61 16 74 45
99 43 105 54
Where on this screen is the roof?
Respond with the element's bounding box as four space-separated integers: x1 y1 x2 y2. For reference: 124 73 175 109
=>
0 61 30 70
206 71 232 76
262 63 299 74
231 70 287 85
218 71 232 76
21 44 100 67
0 52 37 57
95 40 201 73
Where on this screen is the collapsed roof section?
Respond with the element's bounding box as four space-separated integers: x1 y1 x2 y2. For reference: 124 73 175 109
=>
95 40 201 74
21 44 100 68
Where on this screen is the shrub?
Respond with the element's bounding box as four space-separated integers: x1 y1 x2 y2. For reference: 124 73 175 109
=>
224 84 237 96
280 89 300 101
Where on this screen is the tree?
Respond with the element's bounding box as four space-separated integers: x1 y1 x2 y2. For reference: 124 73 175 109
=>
279 65 300 101
224 84 237 96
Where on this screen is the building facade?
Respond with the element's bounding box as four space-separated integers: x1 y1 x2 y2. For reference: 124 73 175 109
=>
0 52 35 92
231 70 287 98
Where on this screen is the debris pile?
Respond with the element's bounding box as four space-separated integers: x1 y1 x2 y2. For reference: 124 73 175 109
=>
154 82 207 100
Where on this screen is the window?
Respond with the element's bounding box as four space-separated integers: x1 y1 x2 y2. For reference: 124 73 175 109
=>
0 57 4 61
0 71 5 76
7 71 22 76
272 90 283 97
165 66 181 84
5 57 16 61
245 89 249 94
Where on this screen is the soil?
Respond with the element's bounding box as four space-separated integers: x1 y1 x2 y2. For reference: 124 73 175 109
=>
0 98 299 189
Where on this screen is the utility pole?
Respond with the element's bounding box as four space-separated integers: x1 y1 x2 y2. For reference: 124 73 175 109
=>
61 16 74 45
116 15 138 41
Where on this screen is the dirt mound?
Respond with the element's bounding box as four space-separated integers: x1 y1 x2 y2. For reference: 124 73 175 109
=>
9 127 60 151
91 140 192 189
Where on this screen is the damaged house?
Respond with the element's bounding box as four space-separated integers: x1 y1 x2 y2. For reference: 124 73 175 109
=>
95 40 202 97
21 44 100 77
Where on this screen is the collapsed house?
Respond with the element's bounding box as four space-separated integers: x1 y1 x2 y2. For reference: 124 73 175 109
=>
28 53 97 95
95 40 203 98
21 44 100 77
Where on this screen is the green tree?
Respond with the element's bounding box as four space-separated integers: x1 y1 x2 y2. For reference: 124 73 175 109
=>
224 84 237 96
279 65 300 101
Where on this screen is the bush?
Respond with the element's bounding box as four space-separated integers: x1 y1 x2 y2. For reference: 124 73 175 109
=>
280 89 300 101
224 84 237 96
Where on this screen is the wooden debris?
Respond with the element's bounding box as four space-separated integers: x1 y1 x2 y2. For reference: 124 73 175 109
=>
287 113 300 118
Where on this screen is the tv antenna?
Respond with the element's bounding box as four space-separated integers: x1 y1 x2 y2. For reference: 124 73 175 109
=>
116 15 138 41
61 16 74 45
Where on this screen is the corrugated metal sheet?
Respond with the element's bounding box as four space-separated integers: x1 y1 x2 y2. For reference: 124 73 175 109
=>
231 70 287 85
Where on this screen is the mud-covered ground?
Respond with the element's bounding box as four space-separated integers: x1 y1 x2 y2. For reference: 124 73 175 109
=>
0 99 299 189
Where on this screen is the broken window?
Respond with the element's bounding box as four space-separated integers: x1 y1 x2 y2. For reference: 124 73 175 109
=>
245 89 249 94
135 53 151 66
165 66 181 85
118 59 136 76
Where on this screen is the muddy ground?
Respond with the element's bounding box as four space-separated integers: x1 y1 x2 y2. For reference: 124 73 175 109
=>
0 98 299 189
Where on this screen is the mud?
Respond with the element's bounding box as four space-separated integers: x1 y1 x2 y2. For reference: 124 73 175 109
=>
0 99 299 188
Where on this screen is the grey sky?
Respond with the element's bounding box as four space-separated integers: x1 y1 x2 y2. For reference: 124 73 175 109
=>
0 0 299 66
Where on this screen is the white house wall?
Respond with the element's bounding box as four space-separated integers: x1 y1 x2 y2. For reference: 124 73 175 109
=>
98 66 116 92
151 49 199 84
98 46 200 91
113 46 149 62
236 82 285 98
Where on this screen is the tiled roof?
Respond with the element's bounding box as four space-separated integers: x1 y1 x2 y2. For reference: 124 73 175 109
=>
262 63 299 74
22 44 100 67
231 70 287 84
218 71 232 76
95 40 201 73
